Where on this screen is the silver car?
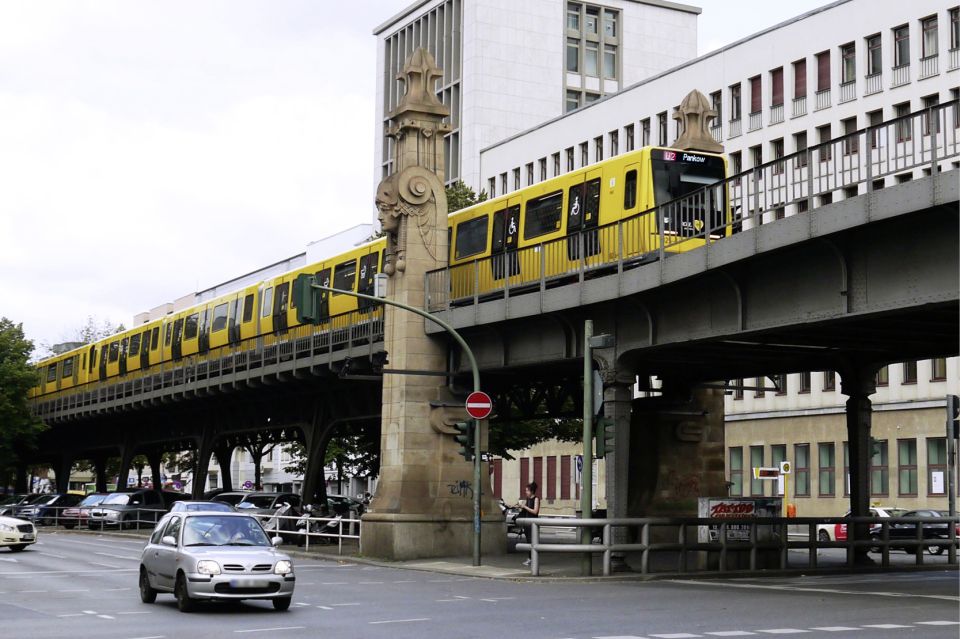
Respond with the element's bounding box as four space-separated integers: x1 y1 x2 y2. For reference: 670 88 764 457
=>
139 512 295 612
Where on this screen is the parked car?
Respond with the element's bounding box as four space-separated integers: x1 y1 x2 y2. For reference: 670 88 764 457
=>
139 511 295 612
170 501 235 513
210 492 249 506
14 493 83 525
0 514 37 552
326 494 364 517
235 492 301 516
61 493 110 529
887 509 959 555
88 489 171 529
816 506 906 542
0 494 38 517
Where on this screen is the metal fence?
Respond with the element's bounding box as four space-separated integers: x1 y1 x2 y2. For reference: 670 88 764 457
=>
255 513 361 555
516 515 959 577
426 101 960 312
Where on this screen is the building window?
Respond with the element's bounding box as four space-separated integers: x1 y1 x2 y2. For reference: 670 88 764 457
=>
754 376 765 398
897 439 918 496
750 144 762 169
818 442 836 496
867 108 884 150
876 364 889 386
566 2 580 30
566 89 581 113
922 93 940 135
793 59 807 98
730 150 742 175
842 116 859 155
895 101 912 142
749 75 761 114
566 38 580 73
843 441 850 496
893 24 910 67
603 44 617 79
729 447 743 496
500 173 507 195
932 357 948 380
552 152 561 176
564 3 619 106
488 177 496 198
733 379 744 400
795 444 810 496
566 147 575 172
656 111 667 145
774 374 787 395
609 130 618 156
928 438 947 495
603 9 616 37
866 33 882 75
750 446 764 496
730 83 741 121
815 50 830 91
841 42 856 83
710 90 722 124
641 118 651 146
952 7 960 50
902 360 918 383
921 15 938 57
870 440 888 496
798 371 811 393
624 124 634 152
526 162 534 186
822 370 836 391
539 157 547 182
594 136 603 162
585 5 599 34
771 67 784 107
794 131 808 167
580 141 588 167
817 124 832 162
585 41 599 77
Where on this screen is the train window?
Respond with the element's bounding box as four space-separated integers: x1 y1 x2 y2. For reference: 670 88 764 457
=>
184 313 199 340
261 287 273 318
129 333 141 357
523 191 563 239
46 363 58 383
212 303 229 332
62 357 74 378
120 337 128 357
491 209 507 252
623 169 638 209
584 178 600 222
151 327 160 350
89 346 96 372
243 293 255 322
164 323 172 347
274 282 290 314
108 341 120 363
333 259 356 294
81 352 86 371
455 216 488 259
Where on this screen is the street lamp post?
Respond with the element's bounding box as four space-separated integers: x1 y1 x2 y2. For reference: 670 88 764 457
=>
307 278 484 567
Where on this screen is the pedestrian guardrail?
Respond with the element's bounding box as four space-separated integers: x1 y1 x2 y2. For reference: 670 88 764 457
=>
516 515 959 577
255 513 361 555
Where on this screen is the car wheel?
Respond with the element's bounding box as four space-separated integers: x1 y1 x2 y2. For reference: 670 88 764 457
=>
817 530 830 543
63 524 75 530
175 573 195 613
8 545 27 553
272 597 292 611
928 544 945 556
139 568 157 604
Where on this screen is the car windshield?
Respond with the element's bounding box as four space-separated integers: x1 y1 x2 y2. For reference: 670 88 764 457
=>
884 508 908 517
182 515 270 547
214 494 246 505
238 495 277 509
182 502 233 512
102 493 131 505
26 494 51 505
80 494 106 506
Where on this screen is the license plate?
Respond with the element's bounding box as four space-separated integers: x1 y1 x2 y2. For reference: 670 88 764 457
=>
21 535 34 541
229 579 268 588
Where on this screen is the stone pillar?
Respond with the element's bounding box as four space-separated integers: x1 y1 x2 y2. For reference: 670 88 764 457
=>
841 366 876 565
213 444 234 492
301 413 332 507
362 48 502 560
55 455 73 494
602 369 634 571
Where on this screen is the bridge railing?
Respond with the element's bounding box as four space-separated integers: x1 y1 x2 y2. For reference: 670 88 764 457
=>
426 100 959 312
516 514 959 577
32 306 385 420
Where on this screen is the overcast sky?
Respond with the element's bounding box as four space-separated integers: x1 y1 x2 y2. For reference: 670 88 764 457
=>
0 0 827 352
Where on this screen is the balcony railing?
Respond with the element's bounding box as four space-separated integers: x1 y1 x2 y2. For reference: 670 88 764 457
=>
792 95 807 118
892 63 910 87
950 47 959 71
919 54 939 79
748 111 762 132
425 101 960 313
864 72 882 95
814 88 831 111
710 125 722 143
729 118 742 138
839 80 856 103
769 104 784 125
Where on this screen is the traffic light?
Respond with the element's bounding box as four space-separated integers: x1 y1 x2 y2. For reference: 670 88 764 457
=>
454 421 475 461
948 394 959 439
594 417 615 459
293 274 320 325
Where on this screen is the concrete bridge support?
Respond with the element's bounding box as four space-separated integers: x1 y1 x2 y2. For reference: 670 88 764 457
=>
192 427 218 499
601 369 635 570
841 365 878 564
54 454 73 494
145 449 163 491
213 444 234 492
92 453 109 493
115 435 136 493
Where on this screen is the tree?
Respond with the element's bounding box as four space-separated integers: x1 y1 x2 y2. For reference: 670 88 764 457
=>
36 316 126 359
241 433 278 491
446 180 488 213
0 318 45 479
488 417 582 460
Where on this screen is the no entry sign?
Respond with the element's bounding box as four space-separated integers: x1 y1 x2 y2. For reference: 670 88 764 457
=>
465 391 493 420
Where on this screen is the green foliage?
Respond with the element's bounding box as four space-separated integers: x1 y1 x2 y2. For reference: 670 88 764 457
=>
446 180 488 213
282 422 381 484
487 417 582 460
0 318 45 473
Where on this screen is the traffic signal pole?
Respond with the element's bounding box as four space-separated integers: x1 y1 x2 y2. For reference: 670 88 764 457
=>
581 320 594 577
307 281 484 567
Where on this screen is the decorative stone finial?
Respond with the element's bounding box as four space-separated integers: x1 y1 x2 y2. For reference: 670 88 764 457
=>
391 47 449 119
672 89 723 154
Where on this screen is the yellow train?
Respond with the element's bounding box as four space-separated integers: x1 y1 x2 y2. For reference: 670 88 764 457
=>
31 145 728 399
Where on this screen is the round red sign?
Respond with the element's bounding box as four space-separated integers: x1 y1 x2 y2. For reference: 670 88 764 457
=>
465 391 493 420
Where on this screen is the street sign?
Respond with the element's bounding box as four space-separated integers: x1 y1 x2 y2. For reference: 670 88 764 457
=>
779 461 792 475
465 391 493 420
752 466 780 479
242 480 253 490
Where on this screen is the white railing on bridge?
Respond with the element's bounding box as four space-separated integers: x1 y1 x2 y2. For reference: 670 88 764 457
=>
425 101 960 312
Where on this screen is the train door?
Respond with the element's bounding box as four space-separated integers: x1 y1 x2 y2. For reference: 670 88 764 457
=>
357 253 378 312
140 329 151 369
566 169 602 261
119 337 128 376
259 284 274 335
315 267 331 323
99 344 108 381
198 306 211 354
88 345 97 380
172 318 184 360
228 296 241 345
621 162 643 257
272 281 289 333
491 203 520 282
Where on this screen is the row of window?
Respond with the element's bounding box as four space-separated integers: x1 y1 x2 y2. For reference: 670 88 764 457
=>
489 455 580 502
564 2 620 112
729 359 950 400
729 437 953 499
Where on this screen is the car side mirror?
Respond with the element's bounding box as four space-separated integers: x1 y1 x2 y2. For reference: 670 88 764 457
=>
271 536 283 547
161 535 177 547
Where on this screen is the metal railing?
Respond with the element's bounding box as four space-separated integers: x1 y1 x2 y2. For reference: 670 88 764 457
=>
919 53 939 79
792 95 807 118
32 306 385 420
950 47 960 71
864 72 882 96
425 101 960 312
729 118 742 138
517 515 959 577
814 88 831 111
748 111 762 132
891 63 910 87
839 80 856 103
769 104 784 125
256 512 361 556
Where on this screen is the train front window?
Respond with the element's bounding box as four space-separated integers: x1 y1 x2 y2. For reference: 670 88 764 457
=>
651 150 725 205
46 364 58 383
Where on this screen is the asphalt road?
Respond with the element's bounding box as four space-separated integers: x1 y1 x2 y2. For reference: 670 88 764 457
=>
1 531 957 639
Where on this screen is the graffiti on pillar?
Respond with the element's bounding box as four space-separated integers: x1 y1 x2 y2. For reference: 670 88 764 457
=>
446 480 473 499
666 470 701 499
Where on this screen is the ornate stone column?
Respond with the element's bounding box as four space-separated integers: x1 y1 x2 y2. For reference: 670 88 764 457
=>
362 48 502 560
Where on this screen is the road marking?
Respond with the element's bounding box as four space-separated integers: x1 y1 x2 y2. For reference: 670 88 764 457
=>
234 627 306 634
127 636 164 639
669 579 959 602
58 589 90 592
97 615 115 620
330 602 361 606
116 611 152 615
369 618 430 625
755 631 809 635
95 551 140 560
704 633 756 637
862 624 912 629
90 562 121 568
916 621 960 625
320 582 348 585
316 606 333 610
809 628 861 632
651 634 702 638
428 578 455 583
40 552 68 559
20 590 48 593
592 636 646 639
392 580 416 583
105 587 132 591
480 597 516 602
57 614 85 618
436 598 466 602
0 557 18 563
82 610 97 614
357 581 383 584
293 602 310 607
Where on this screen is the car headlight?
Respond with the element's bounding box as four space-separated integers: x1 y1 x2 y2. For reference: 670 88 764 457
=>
274 560 293 575
0 524 13 532
196 560 221 575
